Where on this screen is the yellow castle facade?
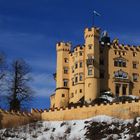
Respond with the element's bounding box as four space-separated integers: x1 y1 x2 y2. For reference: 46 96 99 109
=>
50 26 140 109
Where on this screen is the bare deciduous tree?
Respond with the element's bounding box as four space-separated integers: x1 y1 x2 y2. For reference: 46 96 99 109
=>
7 59 34 111
0 52 6 81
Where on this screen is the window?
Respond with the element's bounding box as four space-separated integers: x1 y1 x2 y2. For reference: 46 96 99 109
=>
88 44 92 49
64 58 68 63
87 55 94 66
114 70 128 79
114 50 117 55
75 63 78 69
63 79 68 87
133 73 138 82
122 85 127 95
80 62 83 68
79 51 83 56
64 67 68 74
79 73 83 81
114 58 126 67
75 76 78 83
72 66 74 73
72 78 74 86
122 61 126 67
88 68 92 75
88 83 91 87
71 93 74 98
80 89 82 93
115 84 120 96
114 60 118 66
133 52 137 57
62 94 65 97
123 52 126 56
133 62 138 69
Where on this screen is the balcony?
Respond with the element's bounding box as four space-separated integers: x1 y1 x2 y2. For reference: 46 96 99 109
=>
113 77 130 83
86 58 94 66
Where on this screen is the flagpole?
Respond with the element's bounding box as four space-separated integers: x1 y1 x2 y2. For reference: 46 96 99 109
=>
93 10 101 27
93 13 94 27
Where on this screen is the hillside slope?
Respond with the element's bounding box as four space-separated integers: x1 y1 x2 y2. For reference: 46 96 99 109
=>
0 115 140 140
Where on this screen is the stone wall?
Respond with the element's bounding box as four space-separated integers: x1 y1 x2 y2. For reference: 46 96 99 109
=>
0 109 42 129
1 100 140 129
42 100 140 121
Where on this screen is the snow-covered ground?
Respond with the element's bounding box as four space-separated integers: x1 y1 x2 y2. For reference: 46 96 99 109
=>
1 115 140 140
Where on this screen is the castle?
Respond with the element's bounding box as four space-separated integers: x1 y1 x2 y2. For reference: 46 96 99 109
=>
2 26 140 129
50 26 140 109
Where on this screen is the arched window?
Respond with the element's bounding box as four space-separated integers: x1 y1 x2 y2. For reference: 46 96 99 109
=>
114 70 128 79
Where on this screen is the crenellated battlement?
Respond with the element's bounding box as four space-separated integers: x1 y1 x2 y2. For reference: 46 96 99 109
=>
111 41 140 52
56 42 71 51
84 27 100 39
0 109 42 129
45 99 140 112
1 99 140 128
41 99 140 121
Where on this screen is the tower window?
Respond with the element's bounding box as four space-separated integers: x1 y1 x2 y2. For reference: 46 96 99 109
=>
64 67 68 74
80 89 82 93
88 44 92 49
75 63 78 69
62 94 65 97
71 93 74 98
72 66 74 73
133 52 137 57
63 79 68 87
79 51 83 56
75 76 78 83
64 58 68 63
72 78 74 86
79 73 83 81
80 62 83 68
88 68 92 75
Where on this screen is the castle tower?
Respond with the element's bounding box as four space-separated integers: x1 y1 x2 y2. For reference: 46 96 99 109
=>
84 27 100 103
55 42 71 108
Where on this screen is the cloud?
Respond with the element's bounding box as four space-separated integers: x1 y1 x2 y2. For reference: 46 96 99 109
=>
30 72 55 97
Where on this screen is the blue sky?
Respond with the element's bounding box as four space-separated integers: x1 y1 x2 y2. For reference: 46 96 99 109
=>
0 0 140 109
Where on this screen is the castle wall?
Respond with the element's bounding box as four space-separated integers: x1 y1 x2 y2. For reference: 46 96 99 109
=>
42 100 140 121
108 45 140 96
0 109 42 129
1 101 140 129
